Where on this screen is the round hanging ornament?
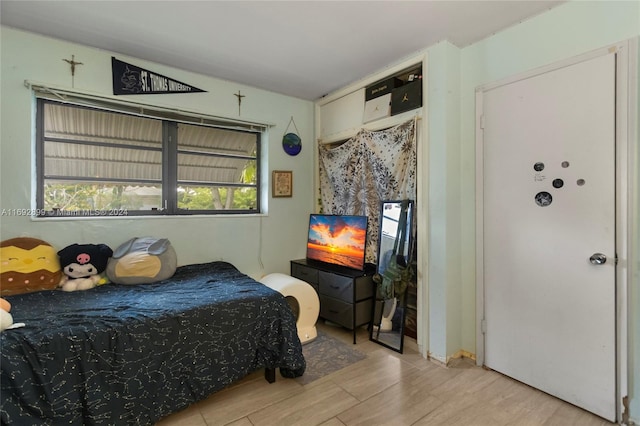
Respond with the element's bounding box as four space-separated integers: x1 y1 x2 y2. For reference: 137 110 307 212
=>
282 116 302 156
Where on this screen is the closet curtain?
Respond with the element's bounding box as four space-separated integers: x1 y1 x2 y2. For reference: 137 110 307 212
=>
318 118 417 264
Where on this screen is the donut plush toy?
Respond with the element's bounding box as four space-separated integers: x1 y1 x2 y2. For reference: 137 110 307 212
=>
1 237 62 296
57 243 113 291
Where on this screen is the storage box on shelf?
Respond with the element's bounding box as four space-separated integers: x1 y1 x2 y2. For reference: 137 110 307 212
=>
365 77 402 101
391 80 422 116
363 64 423 122
363 93 391 123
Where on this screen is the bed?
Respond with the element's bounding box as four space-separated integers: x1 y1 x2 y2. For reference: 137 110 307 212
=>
0 261 306 425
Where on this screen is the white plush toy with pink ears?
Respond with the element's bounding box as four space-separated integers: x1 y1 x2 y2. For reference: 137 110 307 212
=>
1 297 26 331
57 243 113 291
0 297 13 331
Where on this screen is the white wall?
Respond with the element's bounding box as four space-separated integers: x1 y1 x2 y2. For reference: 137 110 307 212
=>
458 0 639 420
0 27 316 279
631 31 640 426
415 0 640 366
425 40 462 363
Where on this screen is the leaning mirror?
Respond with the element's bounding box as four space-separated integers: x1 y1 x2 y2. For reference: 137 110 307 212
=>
370 200 414 353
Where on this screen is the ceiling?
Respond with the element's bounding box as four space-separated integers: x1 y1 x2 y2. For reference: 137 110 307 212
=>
1 1 565 100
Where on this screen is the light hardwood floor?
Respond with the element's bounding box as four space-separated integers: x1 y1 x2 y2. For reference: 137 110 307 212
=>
156 322 615 426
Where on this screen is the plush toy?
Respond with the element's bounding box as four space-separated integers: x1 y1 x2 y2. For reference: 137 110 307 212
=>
106 237 177 284
1 237 62 296
0 298 13 331
57 244 113 291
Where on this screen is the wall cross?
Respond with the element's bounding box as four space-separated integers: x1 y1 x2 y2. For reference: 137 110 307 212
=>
234 90 245 116
62 54 83 87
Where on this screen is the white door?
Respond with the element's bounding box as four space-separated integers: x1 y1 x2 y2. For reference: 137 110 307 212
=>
481 52 616 421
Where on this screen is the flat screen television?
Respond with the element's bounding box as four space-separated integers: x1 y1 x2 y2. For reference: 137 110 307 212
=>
306 214 368 271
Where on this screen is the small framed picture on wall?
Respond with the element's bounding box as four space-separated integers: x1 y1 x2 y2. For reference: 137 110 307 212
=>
272 170 293 198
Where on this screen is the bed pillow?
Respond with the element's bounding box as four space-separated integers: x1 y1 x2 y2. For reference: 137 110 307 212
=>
106 237 177 284
1 237 62 295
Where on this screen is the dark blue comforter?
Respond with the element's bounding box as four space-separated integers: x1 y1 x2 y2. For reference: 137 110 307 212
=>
0 261 305 425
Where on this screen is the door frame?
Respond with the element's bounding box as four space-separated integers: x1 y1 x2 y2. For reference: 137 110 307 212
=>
475 39 636 422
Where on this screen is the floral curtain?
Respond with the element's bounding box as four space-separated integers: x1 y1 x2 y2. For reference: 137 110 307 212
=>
318 118 417 264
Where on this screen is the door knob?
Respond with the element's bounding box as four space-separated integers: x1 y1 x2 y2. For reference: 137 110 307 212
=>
589 253 607 265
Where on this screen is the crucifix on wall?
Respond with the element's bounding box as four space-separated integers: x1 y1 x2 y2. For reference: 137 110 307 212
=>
62 54 83 88
234 90 245 116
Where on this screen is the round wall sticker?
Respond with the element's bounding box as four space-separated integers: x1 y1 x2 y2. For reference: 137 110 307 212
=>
535 191 553 207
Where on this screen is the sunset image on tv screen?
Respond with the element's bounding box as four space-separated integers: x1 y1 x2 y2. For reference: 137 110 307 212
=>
306 215 368 270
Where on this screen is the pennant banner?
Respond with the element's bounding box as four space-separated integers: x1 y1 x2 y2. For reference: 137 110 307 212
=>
112 57 206 95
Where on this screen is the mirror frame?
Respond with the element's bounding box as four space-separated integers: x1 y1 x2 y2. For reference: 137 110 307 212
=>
369 199 414 353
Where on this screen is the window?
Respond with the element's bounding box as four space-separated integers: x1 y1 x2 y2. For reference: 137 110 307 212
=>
36 99 261 216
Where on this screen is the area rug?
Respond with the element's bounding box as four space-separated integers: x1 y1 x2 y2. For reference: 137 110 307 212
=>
296 331 367 385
